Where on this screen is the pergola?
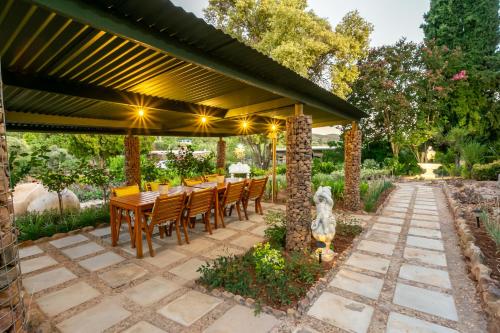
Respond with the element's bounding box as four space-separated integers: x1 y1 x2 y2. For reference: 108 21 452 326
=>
0 0 365 330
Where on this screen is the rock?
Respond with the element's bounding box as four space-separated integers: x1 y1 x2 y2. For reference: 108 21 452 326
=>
82 226 94 232
12 183 47 216
233 295 244 304
27 189 80 214
287 308 297 318
245 298 255 307
222 291 233 299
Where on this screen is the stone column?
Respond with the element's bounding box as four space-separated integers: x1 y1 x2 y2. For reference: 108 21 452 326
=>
216 137 226 171
285 104 313 252
344 122 362 210
0 71 25 332
124 134 141 186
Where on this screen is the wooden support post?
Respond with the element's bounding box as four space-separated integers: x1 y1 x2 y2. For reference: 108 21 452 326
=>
216 137 226 171
124 134 141 186
271 133 277 203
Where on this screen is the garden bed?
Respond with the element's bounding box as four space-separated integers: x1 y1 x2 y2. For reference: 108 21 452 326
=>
196 211 362 312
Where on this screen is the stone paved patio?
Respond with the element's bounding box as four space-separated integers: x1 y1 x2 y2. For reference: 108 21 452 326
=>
23 202 283 332
22 184 489 332
292 183 488 333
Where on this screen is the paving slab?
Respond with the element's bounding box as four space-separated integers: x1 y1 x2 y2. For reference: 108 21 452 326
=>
382 212 406 219
203 304 280 333
387 312 459 333
412 214 439 222
384 206 408 213
144 249 186 268
411 220 440 229
406 236 444 251
62 242 104 259
230 235 263 249
206 228 238 240
183 238 216 254
158 290 222 326
399 264 451 289
308 292 373 333
376 216 405 225
357 240 395 256
372 223 402 234
414 204 438 211
226 220 255 230
390 202 409 208
89 227 111 237
57 299 131 333
250 225 268 237
119 239 161 256
404 247 447 267
205 246 245 259
23 267 77 294
78 252 125 272
346 253 390 274
364 230 399 244
393 283 458 321
19 245 43 259
21 255 58 274
329 269 384 299
122 321 167 333
169 258 205 281
49 234 89 248
125 277 181 306
99 263 148 288
413 209 439 216
408 227 442 239
36 281 100 317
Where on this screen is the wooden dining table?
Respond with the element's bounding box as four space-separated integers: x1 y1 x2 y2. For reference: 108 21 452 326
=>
109 178 246 258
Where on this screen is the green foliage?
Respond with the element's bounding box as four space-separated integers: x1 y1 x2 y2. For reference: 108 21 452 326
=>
480 210 500 251
362 159 379 169
17 205 110 241
276 165 286 175
107 156 125 184
362 180 393 212
166 145 214 179
81 163 111 203
250 167 268 177
68 184 103 202
8 137 34 187
461 141 487 175
312 160 336 175
253 243 285 280
472 160 500 180
311 174 344 200
335 214 363 237
264 174 286 200
264 210 286 249
204 0 373 97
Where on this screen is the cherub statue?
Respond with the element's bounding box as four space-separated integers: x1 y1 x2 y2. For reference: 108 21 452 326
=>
311 186 336 261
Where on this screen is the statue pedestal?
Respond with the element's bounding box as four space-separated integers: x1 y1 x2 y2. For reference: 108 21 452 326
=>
417 163 442 179
312 232 336 262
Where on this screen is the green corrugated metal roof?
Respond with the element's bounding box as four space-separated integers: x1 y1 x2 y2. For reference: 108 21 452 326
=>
0 0 366 136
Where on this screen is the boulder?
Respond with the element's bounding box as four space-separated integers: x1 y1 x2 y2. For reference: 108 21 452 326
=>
27 190 80 214
13 183 47 216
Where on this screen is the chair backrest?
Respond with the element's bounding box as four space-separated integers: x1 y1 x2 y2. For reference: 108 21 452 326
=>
186 187 215 217
150 193 186 226
112 184 140 197
247 177 268 200
203 174 219 183
145 182 160 192
221 180 246 206
183 177 204 186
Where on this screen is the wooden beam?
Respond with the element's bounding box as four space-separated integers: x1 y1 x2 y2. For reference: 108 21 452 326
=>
3 71 227 117
225 98 294 118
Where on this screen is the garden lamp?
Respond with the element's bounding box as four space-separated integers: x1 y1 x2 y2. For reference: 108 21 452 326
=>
472 208 481 228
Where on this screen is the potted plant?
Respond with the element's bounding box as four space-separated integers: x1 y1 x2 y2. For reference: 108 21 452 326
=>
158 176 170 195
216 167 226 184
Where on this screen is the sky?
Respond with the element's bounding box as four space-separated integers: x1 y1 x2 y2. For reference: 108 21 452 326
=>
170 0 431 134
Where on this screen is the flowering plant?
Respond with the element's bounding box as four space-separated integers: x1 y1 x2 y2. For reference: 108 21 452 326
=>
452 70 467 81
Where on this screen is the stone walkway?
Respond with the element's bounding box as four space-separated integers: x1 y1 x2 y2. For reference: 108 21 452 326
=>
22 202 283 333
293 183 488 333
22 183 489 333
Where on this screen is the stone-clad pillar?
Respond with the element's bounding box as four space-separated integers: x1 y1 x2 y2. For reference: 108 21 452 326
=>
0 70 25 332
285 104 312 252
344 122 361 210
216 137 226 171
124 134 141 186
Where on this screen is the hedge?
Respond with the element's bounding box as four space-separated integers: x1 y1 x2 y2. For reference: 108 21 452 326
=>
471 160 500 181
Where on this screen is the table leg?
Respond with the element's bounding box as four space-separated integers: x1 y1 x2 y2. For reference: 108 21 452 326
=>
110 204 117 246
214 192 219 229
135 208 143 258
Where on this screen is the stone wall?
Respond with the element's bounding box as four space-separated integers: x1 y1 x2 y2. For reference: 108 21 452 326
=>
0 74 25 331
344 122 361 210
285 115 312 252
124 135 141 186
216 138 226 170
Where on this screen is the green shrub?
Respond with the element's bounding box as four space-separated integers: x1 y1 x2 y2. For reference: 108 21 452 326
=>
362 159 379 169
461 141 486 175
472 160 500 180
312 160 336 175
263 210 286 249
362 180 393 212
251 167 268 177
17 205 110 241
335 214 363 237
69 184 103 202
276 165 286 175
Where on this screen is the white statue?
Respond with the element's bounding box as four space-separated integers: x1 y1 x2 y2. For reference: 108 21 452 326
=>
311 186 336 261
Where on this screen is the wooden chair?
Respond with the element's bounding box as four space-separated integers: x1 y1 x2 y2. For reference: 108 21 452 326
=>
141 193 187 257
242 177 268 219
203 174 219 182
182 176 204 186
145 181 160 192
111 184 140 243
183 187 216 240
219 180 246 227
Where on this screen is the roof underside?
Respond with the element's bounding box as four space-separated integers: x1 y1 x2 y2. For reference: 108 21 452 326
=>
0 0 365 137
